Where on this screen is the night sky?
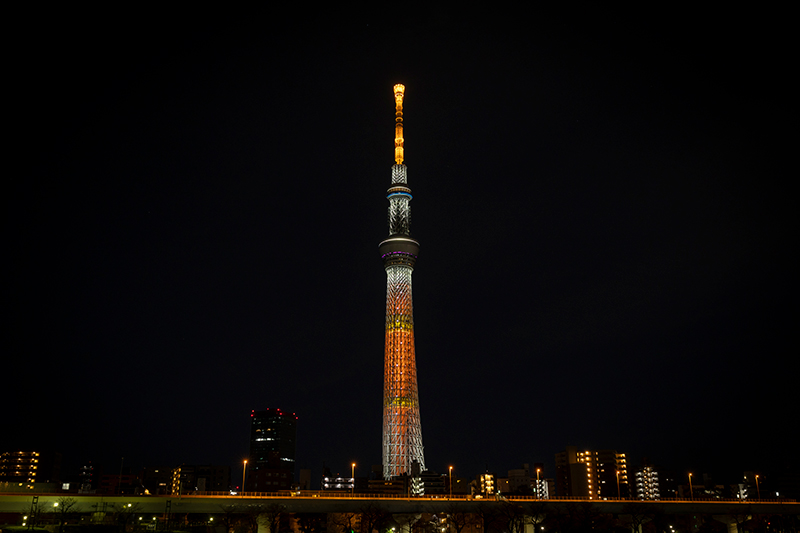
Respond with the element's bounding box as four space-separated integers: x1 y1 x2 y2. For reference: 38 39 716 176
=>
7 9 793 486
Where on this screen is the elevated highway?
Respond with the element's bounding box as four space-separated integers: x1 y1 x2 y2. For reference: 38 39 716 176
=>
1 492 797 517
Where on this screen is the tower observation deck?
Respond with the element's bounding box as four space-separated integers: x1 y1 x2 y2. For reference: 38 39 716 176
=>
380 84 425 479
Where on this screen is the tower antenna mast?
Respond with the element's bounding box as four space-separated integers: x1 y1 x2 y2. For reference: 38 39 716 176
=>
394 84 404 164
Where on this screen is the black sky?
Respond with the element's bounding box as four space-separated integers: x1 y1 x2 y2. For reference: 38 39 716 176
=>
7 8 794 485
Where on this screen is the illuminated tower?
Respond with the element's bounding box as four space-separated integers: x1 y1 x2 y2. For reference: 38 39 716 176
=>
380 84 425 479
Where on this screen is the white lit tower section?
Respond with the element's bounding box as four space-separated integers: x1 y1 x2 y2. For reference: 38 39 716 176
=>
379 84 425 479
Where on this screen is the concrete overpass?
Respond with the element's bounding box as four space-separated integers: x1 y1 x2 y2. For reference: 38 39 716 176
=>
1 492 797 532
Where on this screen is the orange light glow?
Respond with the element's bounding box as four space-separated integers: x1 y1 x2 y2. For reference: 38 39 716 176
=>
393 84 405 164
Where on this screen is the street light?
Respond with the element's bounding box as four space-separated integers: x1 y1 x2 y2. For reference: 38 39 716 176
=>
688 473 693 501
536 468 541 499
615 471 621 499
242 460 248 497
351 463 356 496
449 466 453 499
755 475 761 500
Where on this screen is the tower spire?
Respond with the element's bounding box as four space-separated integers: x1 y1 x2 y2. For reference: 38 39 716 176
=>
380 84 425 483
394 84 405 164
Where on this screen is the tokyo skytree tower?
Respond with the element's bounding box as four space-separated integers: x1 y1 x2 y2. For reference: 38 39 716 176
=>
379 84 425 479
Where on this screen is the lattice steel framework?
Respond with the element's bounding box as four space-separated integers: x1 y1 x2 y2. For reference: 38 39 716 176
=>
379 84 425 479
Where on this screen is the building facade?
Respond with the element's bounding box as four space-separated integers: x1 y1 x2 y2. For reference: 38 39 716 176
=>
476 472 497 497
0 450 61 490
170 464 230 495
633 464 661 500
507 464 532 494
533 477 551 499
248 408 297 491
556 446 629 499
141 466 171 495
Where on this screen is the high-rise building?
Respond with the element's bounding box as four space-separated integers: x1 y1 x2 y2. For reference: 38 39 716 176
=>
320 465 354 492
417 470 446 494
555 446 629 499
248 408 297 491
97 467 141 495
633 463 661 500
477 472 497 497
531 462 553 500
170 464 230 495
507 463 531 493
380 84 425 479
0 450 61 489
0 451 41 484
78 462 95 493
533 477 551 499
141 466 171 495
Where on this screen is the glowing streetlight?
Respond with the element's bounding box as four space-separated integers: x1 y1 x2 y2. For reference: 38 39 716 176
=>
449 466 453 499
755 475 761 500
688 473 693 501
242 460 248 497
351 463 356 496
616 471 621 499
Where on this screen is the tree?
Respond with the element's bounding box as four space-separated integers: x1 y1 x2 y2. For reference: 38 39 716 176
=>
620 503 661 533
724 506 752 533
498 502 525 533
329 512 360 533
239 505 264 533
575 502 613 532
470 504 500 533
553 502 608 533
392 513 420 533
53 497 79 533
111 502 142 533
522 502 548 532
359 504 391 533
297 513 326 533
220 504 244 533
441 504 474 533
260 503 287 533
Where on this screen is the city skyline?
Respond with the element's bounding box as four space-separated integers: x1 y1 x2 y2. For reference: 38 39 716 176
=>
6 9 793 488
1 444 790 501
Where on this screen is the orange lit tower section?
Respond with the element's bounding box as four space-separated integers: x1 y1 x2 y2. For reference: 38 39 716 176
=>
379 84 425 479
